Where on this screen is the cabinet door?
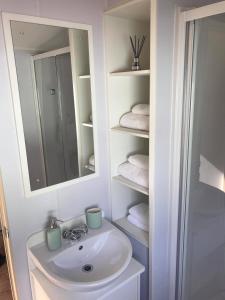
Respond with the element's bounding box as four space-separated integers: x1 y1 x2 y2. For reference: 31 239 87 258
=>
31 273 51 300
101 277 140 300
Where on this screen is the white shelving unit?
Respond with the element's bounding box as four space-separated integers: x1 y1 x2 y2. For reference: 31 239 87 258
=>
104 0 150 249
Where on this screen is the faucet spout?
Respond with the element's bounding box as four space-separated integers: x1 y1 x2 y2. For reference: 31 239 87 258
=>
62 223 88 241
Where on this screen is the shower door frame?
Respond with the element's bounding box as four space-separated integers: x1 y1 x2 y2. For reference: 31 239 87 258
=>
170 2 225 300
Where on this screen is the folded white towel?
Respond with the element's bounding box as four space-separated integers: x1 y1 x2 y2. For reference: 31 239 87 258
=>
128 154 149 170
132 104 149 116
129 203 149 226
118 162 149 188
120 112 149 131
89 154 95 166
127 214 149 232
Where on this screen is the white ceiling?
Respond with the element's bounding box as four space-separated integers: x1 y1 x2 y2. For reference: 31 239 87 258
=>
11 21 69 53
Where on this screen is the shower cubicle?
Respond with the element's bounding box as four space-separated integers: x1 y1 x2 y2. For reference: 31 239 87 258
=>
33 53 79 188
15 49 79 191
177 3 225 300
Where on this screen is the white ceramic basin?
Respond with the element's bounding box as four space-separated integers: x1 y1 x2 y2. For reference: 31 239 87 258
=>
28 220 132 291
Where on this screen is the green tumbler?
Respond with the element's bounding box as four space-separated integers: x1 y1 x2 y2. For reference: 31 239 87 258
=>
86 208 102 229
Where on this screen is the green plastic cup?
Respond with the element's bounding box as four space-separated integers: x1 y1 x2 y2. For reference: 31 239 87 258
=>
86 208 102 229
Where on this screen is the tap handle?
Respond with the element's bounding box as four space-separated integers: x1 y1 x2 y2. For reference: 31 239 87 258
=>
49 217 63 229
62 230 70 239
83 223 88 234
79 223 88 233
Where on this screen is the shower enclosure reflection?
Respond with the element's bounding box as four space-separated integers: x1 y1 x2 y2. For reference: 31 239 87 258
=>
10 21 95 191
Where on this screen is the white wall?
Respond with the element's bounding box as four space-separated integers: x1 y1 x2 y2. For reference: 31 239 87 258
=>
0 1 110 299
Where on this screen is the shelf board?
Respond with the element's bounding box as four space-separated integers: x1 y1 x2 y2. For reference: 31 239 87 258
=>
110 70 150 77
85 164 95 172
111 126 149 138
79 75 91 79
113 217 149 248
105 0 150 22
82 122 93 128
113 175 149 195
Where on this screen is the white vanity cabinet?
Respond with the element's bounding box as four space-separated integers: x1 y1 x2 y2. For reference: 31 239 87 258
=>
30 258 144 300
27 217 144 300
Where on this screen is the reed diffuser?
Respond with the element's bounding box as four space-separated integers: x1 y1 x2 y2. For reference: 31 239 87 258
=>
130 35 146 71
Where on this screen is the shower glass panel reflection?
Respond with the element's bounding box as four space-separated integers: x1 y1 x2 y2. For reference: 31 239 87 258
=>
33 53 79 189
179 14 225 300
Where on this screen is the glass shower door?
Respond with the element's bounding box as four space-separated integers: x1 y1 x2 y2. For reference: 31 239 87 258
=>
34 53 78 188
35 56 66 186
179 14 225 300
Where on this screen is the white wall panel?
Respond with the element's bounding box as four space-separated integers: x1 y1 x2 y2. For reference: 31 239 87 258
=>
0 1 110 299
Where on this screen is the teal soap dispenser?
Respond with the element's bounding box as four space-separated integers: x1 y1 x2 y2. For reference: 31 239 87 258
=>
46 217 62 251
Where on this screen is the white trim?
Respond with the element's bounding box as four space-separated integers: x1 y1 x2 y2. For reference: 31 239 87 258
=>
30 56 47 187
0 172 19 300
149 0 156 298
2 12 99 197
169 2 225 300
33 46 70 61
102 16 113 221
87 27 99 181
68 29 82 176
177 20 196 300
184 0 225 21
2 12 92 30
168 8 187 300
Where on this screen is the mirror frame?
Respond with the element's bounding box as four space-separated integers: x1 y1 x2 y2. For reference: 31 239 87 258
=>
2 12 99 197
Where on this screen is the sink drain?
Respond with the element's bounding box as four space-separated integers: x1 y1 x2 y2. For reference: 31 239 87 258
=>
82 264 93 272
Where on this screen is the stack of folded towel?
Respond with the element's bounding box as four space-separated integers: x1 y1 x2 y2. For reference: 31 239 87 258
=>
120 104 149 131
89 154 95 166
127 203 149 232
118 154 149 188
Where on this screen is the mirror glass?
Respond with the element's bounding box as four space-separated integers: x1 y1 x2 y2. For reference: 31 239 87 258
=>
10 21 96 191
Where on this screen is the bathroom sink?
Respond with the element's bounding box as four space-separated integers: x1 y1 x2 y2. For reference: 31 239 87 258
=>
28 220 132 291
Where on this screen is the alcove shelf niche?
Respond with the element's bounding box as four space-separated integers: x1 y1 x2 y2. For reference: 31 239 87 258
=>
104 0 150 253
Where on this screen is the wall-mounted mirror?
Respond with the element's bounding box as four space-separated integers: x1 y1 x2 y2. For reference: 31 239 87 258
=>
3 15 97 194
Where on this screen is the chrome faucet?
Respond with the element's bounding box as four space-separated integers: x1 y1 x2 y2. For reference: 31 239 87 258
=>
62 223 88 241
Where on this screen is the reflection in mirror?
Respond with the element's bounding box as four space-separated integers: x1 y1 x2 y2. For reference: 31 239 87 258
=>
10 21 95 191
